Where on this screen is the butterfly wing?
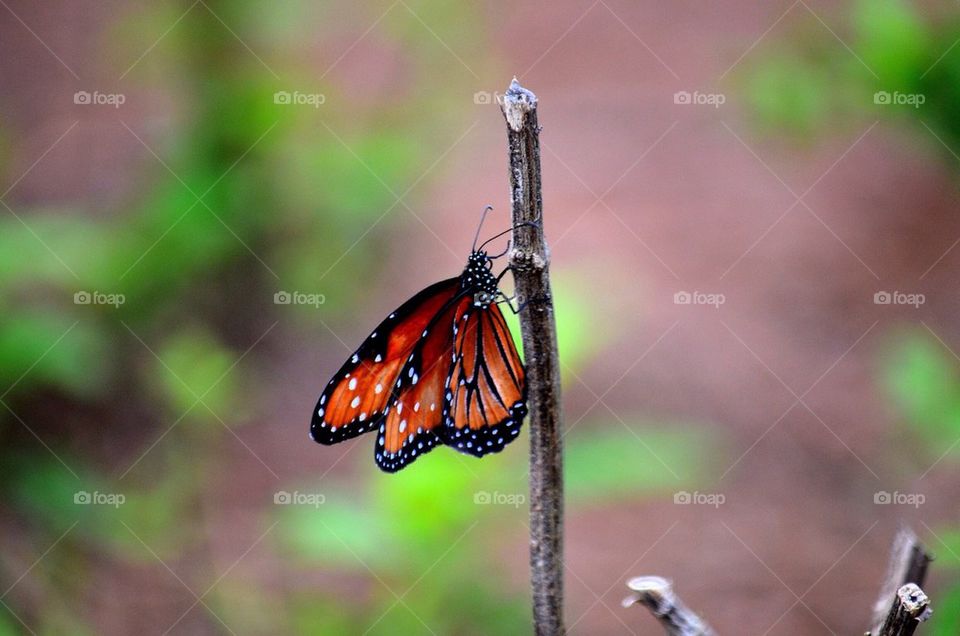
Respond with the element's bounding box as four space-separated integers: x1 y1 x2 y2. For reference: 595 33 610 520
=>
375 293 472 472
441 301 526 456
310 278 460 446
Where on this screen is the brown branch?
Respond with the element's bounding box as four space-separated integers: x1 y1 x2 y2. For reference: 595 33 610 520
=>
874 584 932 636
501 77 564 636
622 576 716 636
868 527 934 636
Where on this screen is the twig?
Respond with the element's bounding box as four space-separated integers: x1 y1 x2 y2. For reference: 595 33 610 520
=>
622 576 716 636
875 584 932 636
868 527 934 636
501 78 564 636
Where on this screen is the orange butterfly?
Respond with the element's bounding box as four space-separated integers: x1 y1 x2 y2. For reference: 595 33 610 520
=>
311 214 526 472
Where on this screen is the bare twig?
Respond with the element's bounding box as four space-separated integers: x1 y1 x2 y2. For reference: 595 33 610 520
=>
868 527 933 635
874 583 932 636
501 78 564 635
622 576 716 636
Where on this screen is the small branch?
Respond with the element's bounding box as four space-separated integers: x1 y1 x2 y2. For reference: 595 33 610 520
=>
874 584 932 636
622 576 716 636
868 527 934 636
501 78 564 636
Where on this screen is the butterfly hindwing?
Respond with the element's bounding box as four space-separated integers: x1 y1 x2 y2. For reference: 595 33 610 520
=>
441 300 526 457
310 278 460 446
375 294 472 472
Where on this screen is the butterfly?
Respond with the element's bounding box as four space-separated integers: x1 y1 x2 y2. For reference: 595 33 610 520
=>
310 209 527 472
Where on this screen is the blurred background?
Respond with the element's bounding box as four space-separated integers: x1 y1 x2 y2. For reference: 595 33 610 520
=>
2 0 960 633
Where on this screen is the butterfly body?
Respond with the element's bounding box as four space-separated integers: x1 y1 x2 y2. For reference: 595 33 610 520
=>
311 249 526 472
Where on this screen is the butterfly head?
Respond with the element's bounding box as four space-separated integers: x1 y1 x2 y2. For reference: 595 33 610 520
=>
463 250 498 308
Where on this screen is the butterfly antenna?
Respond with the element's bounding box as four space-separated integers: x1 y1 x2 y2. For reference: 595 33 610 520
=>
476 220 539 252
489 239 511 260
472 205 494 252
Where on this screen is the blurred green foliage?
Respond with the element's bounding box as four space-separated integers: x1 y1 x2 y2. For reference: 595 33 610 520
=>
884 329 960 633
741 0 960 157
279 417 715 633
885 331 960 449
742 2 960 627
0 0 496 631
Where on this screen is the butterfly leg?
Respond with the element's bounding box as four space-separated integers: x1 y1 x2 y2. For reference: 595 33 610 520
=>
496 290 527 315
494 266 513 284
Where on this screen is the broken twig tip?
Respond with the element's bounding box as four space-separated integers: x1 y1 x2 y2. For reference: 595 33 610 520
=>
623 576 716 636
502 79 538 132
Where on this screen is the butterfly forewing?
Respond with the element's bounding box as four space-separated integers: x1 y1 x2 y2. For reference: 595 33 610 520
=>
441 300 526 456
310 278 459 445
